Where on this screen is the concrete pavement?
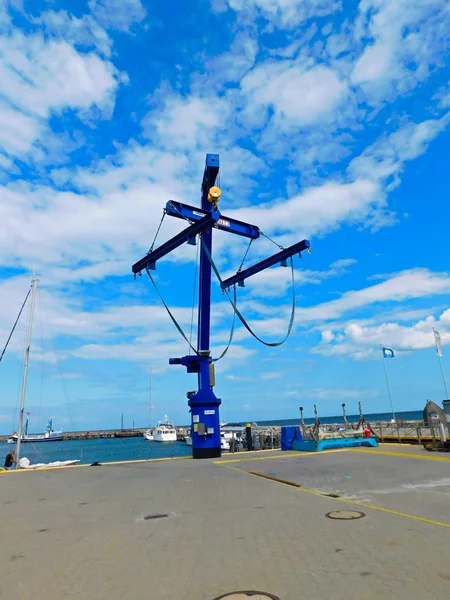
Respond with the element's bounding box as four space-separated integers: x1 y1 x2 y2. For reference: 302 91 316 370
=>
2 446 450 599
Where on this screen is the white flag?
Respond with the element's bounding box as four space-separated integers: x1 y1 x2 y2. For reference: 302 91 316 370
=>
433 329 443 357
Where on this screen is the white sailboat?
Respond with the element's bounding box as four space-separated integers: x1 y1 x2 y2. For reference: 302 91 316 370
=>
7 277 79 469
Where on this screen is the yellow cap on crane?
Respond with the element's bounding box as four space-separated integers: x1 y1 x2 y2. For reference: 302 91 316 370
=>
208 186 221 205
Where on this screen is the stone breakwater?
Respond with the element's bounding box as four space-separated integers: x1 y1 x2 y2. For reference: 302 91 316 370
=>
1 420 447 444
0 428 187 442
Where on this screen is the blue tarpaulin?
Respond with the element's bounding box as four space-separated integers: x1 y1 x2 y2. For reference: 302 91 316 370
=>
281 426 302 451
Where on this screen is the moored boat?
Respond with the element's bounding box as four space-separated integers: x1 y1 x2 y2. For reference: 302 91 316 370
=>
8 418 63 443
153 416 177 442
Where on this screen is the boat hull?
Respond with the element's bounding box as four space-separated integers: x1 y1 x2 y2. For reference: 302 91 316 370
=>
153 434 177 442
186 432 232 449
8 433 63 443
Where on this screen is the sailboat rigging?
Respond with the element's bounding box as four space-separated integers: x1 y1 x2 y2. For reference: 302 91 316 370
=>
3 277 78 469
144 369 154 440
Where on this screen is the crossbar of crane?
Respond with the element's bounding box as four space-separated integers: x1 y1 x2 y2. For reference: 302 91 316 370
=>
165 200 261 240
132 211 219 274
221 239 311 290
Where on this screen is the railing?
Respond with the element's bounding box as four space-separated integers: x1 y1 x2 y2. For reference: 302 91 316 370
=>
369 420 450 444
227 427 281 453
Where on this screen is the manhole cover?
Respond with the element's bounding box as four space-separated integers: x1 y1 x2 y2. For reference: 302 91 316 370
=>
213 594 280 599
326 510 365 520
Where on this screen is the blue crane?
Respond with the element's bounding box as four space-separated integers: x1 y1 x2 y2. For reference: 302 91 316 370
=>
132 153 310 458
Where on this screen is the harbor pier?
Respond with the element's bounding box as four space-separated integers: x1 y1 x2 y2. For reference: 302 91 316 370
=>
2 444 450 599
1 420 448 445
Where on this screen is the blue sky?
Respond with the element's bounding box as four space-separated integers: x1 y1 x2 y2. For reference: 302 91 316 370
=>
1 0 450 432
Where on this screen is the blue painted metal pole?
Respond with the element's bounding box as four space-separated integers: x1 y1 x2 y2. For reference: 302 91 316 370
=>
221 239 310 290
165 200 261 240
132 212 218 274
188 154 222 459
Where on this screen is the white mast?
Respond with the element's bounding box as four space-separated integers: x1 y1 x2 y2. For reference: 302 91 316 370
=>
433 328 448 399
16 277 38 467
148 369 152 428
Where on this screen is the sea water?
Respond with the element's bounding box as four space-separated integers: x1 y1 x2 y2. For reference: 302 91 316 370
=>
0 437 191 467
1 409 423 466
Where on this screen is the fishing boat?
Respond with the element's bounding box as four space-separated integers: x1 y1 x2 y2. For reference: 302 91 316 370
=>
153 416 177 442
8 417 63 443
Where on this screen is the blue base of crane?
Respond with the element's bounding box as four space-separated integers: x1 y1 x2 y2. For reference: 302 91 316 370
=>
172 354 222 458
188 389 222 459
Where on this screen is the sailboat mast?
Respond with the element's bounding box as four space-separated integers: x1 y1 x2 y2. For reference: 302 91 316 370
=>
148 370 152 428
16 277 38 468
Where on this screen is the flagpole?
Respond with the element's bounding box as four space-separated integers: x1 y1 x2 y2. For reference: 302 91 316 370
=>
381 345 396 421
437 354 449 399
433 328 449 399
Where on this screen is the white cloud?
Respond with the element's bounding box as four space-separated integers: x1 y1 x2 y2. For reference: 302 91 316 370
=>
298 268 450 324
223 0 341 27
232 178 382 241
321 330 335 343
329 258 357 270
260 372 281 380
0 102 41 155
349 116 450 189
308 269 450 359
0 152 13 170
226 257 358 298
352 41 393 85
241 62 348 129
352 0 450 102
315 310 450 359
34 10 113 56
88 0 146 31
0 32 118 119
0 30 119 157
436 83 450 109
143 94 229 151
225 374 254 381
205 32 258 87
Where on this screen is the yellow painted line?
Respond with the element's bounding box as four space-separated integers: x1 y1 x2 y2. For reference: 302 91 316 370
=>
348 448 450 462
215 449 347 464
0 455 190 474
382 442 416 447
101 455 190 467
219 463 450 530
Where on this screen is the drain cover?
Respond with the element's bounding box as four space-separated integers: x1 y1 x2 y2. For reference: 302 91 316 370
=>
326 510 365 520
213 593 280 599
